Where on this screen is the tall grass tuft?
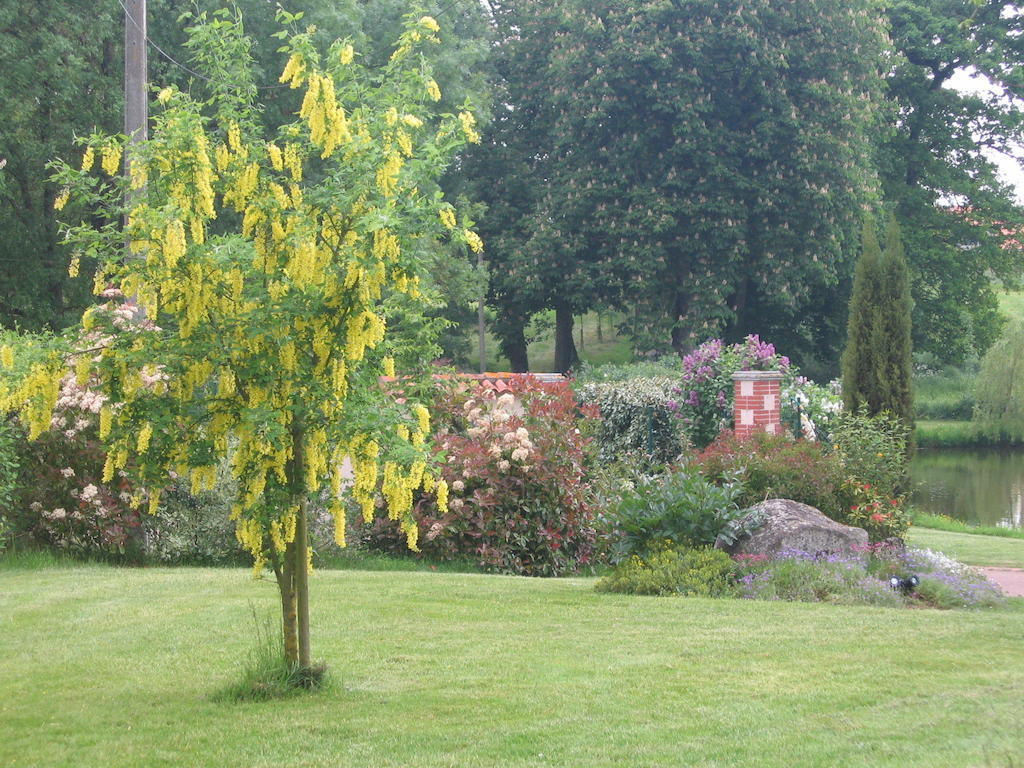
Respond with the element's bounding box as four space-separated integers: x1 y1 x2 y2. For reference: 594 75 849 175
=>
214 609 327 702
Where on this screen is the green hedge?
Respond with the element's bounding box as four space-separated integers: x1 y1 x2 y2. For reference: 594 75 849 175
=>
575 377 688 466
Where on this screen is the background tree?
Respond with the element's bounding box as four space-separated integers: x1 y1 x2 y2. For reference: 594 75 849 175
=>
974 318 1024 424
0 1 122 331
882 0 1024 364
1 10 478 675
0 0 492 371
842 218 915 426
467 0 887 372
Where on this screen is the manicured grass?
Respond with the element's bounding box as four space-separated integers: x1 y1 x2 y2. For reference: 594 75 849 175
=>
2 563 1023 767
911 512 1024 541
905 526 1024 569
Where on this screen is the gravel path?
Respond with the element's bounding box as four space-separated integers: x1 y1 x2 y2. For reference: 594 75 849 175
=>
980 567 1024 597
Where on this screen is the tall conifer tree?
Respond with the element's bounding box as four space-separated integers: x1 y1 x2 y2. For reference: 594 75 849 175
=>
842 217 914 426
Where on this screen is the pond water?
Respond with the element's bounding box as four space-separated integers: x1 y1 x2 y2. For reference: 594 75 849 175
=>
910 448 1024 529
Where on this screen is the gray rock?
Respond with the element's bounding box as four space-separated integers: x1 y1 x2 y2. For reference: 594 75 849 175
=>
718 498 868 559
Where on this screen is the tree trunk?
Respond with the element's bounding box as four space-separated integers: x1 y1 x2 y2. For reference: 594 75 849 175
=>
553 305 579 373
294 495 312 669
276 542 298 666
670 293 692 358
277 417 312 671
501 322 530 372
596 312 604 342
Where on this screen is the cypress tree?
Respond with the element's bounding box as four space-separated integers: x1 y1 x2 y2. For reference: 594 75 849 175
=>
841 217 914 427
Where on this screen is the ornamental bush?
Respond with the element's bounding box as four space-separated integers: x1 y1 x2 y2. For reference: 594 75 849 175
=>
11 368 143 558
696 431 846 520
575 377 688 466
361 377 598 576
595 545 736 597
608 463 751 562
696 429 910 542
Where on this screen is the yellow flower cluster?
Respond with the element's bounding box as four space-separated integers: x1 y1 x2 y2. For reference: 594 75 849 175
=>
439 208 457 229
1 345 14 370
349 435 380 521
345 310 386 362
53 188 70 212
101 145 123 176
299 72 351 158
464 230 484 253
279 53 305 89
458 112 480 144
2 362 60 440
376 152 404 197
81 146 96 172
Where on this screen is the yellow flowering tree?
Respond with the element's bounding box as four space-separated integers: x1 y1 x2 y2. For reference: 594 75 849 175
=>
0 9 479 674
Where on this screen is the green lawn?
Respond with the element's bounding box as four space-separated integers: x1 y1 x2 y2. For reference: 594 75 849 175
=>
2 561 1023 768
905 526 1024 568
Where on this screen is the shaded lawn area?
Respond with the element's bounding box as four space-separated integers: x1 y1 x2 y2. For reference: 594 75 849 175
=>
2 565 1023 768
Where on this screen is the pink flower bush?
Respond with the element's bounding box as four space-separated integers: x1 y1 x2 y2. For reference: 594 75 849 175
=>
362 378 599 576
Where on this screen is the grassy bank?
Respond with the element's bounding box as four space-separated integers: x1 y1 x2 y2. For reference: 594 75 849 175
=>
2 561 1023 768
905 526 1024 568
911 512 1024 541
915 419 1024 447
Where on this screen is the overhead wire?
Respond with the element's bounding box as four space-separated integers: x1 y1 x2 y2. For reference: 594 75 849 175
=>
115 0 290 90
116 0 472 91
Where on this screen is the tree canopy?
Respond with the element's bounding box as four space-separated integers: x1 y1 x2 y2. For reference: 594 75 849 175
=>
882 0 1024 363
467 0 887 371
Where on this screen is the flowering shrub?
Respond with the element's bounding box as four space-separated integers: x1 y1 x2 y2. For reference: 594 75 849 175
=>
12 370 143 556
734 548 905 606
361 377 598 576
734 544 1004 609
696 431 846 520
575 377 688 466
829 407 909 496
839 481 909 542
676 335 791 448
783 377 843 442
875 546 1005 609
696 427 910 542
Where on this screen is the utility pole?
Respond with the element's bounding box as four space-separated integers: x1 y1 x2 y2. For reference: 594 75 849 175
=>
124 0 147 296
477 250 486 373
124 0 148 164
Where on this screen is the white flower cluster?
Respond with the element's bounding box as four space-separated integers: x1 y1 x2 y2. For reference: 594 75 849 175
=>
461 393 534 475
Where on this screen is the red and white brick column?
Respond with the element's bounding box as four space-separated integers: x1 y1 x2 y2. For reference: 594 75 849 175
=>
732 370 783 439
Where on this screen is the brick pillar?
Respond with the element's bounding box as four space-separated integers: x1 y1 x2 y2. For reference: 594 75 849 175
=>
732 370 784 439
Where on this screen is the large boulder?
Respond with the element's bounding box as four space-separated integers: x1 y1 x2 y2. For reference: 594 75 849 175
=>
719 498 868 559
